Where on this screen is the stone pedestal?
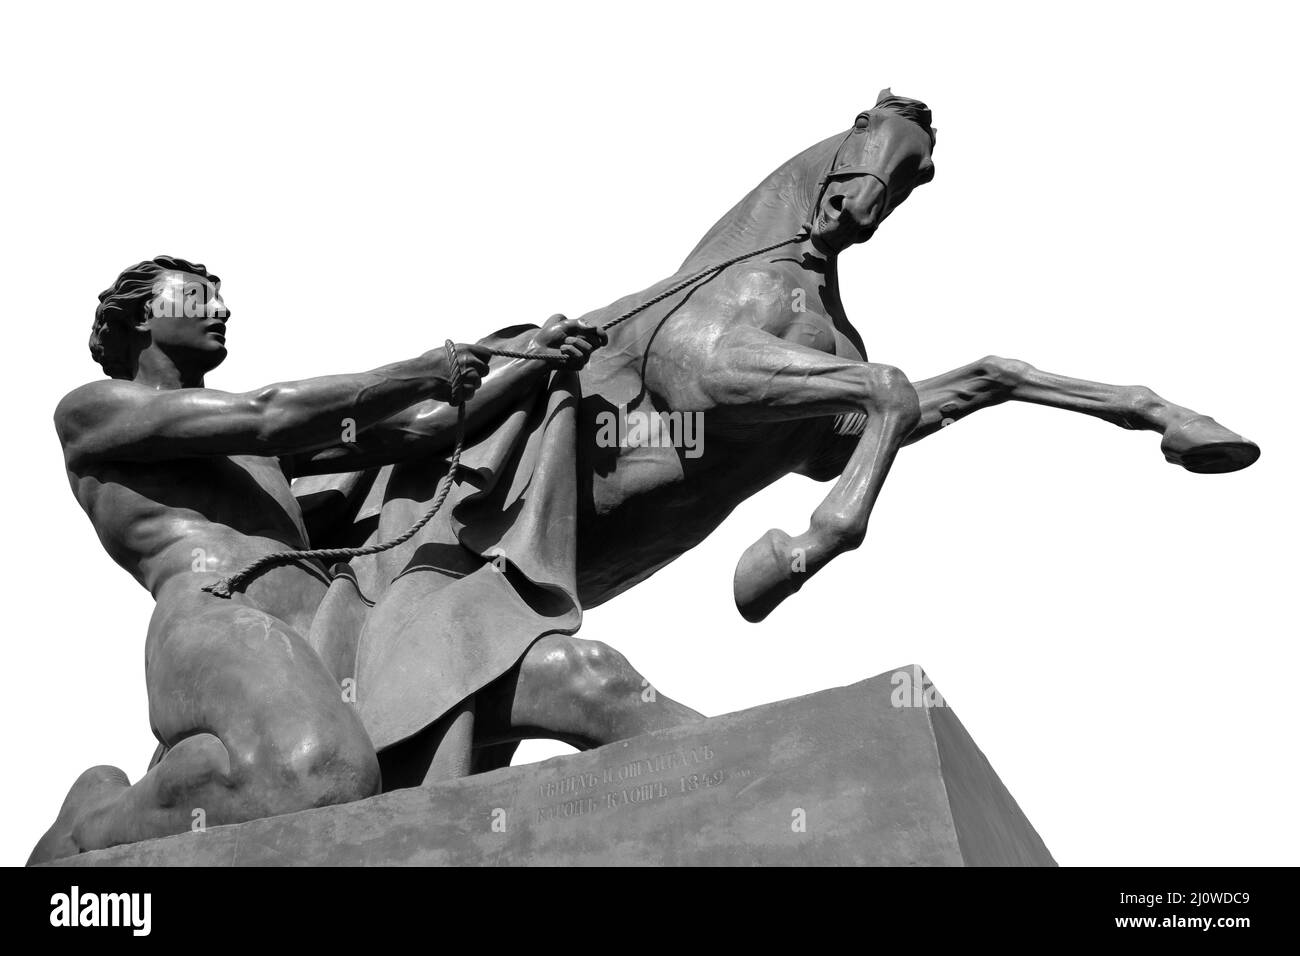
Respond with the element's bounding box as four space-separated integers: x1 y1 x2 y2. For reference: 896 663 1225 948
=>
50 666 1054 866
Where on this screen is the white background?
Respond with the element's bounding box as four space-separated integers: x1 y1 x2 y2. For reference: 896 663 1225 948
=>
0 1 1295 866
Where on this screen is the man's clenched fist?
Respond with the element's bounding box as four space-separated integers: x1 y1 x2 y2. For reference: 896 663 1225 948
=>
535 314 608 370
432 342 492 404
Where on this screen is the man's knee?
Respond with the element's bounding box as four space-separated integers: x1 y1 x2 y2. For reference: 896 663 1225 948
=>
533 636 639 709
228 711 380 811
290 724 380 806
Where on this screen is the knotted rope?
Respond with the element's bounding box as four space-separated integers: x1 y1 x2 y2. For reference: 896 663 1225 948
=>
202 231 804 598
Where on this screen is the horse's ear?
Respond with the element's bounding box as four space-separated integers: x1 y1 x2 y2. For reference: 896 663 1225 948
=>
876 87 893 104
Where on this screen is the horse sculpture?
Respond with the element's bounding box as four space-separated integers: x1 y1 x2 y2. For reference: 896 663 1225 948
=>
574 90 1257 618
337 89 1258 780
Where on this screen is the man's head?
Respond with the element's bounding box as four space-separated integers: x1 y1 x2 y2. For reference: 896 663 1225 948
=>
91 256 229 380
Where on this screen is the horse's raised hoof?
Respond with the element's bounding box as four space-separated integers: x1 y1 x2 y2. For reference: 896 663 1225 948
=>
1160 416 1261 474
734 528 805 623
26 764 129 865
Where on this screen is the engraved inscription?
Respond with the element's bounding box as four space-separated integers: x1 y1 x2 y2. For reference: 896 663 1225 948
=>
533 744 728 824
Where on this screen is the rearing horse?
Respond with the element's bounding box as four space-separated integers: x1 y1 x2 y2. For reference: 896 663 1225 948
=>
566 88 1256 626
391 89 1259 776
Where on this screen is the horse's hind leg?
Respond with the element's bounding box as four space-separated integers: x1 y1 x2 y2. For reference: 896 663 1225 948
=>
904 356 1260 473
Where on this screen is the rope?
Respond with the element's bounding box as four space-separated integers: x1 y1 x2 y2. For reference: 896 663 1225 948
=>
201 231 805 598
601 232 805 334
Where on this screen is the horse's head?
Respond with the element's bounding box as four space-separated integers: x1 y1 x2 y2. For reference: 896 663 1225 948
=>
810 89 936 252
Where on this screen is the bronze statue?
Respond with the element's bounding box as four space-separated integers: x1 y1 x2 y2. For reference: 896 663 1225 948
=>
33 89 1258 862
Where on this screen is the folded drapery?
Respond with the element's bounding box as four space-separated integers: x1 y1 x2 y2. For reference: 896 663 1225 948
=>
304 325 583 753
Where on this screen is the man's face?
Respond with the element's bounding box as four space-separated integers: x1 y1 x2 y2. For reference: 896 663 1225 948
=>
145 270 229 369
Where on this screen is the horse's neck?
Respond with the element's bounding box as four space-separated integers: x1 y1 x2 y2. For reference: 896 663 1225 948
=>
590 133 857 340
678 189 807 273
678 136 837 274
668 135 866 358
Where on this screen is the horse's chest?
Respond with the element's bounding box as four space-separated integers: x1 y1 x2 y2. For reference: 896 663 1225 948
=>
775 308 840 354
731 272 847 357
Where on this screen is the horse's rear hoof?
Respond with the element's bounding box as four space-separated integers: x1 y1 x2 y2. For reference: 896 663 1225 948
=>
1161 416 1260 474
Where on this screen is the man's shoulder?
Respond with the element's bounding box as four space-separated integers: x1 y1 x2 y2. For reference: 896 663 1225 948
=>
53 379 153 448
55 379 140 422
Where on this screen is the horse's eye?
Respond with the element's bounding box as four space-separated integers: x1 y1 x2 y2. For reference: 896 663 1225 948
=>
917 162 935 185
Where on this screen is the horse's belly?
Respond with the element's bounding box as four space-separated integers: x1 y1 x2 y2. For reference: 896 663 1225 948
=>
576 443 785 607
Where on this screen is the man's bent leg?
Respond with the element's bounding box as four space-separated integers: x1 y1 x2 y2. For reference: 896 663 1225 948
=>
478 634 705 751
30 601 379 861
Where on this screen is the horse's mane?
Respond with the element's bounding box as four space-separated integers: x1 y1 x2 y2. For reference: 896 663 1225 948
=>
679 138 833 269
681 92 934 270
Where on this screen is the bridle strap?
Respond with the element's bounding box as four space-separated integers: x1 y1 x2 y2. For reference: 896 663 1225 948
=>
803 111 893 236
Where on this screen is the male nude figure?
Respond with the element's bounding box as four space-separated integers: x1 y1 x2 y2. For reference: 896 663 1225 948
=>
30 256 616 862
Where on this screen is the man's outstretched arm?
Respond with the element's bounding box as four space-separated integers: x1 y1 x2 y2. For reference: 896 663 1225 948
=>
55 345 490 468
285 316 605 477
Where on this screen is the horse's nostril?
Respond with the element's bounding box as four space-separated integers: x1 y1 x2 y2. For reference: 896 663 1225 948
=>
829 194 845 214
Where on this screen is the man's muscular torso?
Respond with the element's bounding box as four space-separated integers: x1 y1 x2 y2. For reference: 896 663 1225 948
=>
63 438 326 634
54 316 599 640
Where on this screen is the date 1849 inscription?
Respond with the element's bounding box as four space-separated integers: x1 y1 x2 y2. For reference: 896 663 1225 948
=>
533 744 727 824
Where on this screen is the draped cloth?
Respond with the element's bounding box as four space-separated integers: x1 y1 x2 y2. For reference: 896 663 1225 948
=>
305 326 583 752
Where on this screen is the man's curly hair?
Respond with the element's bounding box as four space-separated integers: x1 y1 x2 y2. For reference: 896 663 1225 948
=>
91 256 219 379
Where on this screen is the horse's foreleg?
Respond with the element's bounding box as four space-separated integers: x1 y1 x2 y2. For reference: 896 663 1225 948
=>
685 328 921 622
904 356 1259 472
